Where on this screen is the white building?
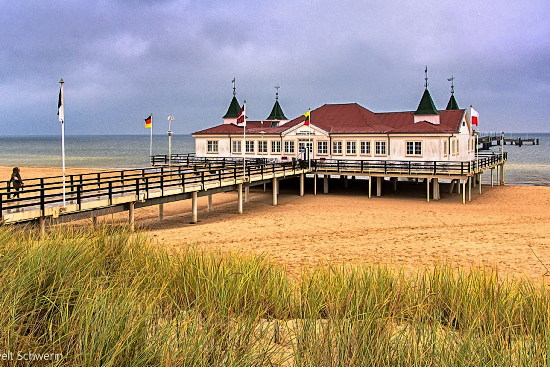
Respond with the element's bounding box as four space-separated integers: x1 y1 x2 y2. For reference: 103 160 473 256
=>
193 86 476 163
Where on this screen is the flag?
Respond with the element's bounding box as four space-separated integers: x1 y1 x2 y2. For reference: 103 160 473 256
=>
304 109 310 126
57 80 64 123
470 107 479 126
237 104 246 125
144 115 152 128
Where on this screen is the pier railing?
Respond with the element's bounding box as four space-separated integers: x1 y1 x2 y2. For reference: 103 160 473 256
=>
0 161 303 222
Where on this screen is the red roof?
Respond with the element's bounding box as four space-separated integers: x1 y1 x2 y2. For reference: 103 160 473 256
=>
193 103 465 135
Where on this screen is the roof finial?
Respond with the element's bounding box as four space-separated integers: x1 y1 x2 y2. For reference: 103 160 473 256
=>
447 75 455 95
274 84 280 100
232 77 236 96
424 66 429 89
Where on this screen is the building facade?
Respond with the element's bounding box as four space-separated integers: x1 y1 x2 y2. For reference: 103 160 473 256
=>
193 87 476 163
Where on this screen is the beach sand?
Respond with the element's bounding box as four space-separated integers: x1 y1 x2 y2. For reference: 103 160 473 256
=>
3 165 550 282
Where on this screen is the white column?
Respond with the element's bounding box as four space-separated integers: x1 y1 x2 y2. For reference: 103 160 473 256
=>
272 178 278 206
376 177 382 197
191 191 198 223
238 183 243 214
491 168 494 187
299 173 305 196
468 177 472 202
244 186 249 203
462 180 466 204
368 176 372 198
478 173 482 194
323 175 329 194
313 174 317 195
207 194 213 213
426 178 431 203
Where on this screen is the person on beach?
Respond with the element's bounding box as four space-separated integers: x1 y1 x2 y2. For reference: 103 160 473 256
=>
9 167 24 198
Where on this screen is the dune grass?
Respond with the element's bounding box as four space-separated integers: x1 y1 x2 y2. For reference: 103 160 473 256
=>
0 225 547 366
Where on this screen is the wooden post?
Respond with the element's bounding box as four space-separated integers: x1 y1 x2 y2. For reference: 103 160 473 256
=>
491 168 494 187
376 177 382 197
500 164 505 185
244 186 249 203
323 175 329 194
392 177 397 192
272 178 278 206
39 216 46 236
368 176 372 198
207 194 213 213
92 215 98 227
468 177 472 202
344 176 348 189
313 174 317 195
129 202 135 231
238 183 243 214
432 178 438 200
449 179 455 194
191 191 198 223
462 180 466 204
478 173 482 194
299 173 305 196
263 183 266 192
496 165 500 185
159 203 164 221
426 178 431 203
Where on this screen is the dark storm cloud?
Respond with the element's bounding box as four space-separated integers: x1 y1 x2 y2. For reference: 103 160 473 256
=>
0 0 548 136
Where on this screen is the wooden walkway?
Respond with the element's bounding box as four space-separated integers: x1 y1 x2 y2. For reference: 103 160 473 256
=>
1 152 507 228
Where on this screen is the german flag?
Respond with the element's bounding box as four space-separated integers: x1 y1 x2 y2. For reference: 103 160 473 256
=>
144 115 152 128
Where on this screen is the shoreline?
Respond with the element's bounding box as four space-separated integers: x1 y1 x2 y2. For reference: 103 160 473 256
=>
1 165 549 282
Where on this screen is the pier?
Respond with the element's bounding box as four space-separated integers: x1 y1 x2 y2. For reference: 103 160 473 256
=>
1 153 506 231
479 134 540 149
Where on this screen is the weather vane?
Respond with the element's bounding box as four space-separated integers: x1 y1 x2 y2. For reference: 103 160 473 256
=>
424 66 429 89
447 76 455 95
232 77 236 96
274 84 280 100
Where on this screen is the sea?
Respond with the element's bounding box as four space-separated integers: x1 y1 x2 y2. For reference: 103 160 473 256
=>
0 133 549 186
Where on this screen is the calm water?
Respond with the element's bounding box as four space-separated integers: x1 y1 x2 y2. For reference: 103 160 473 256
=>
0 133 549 186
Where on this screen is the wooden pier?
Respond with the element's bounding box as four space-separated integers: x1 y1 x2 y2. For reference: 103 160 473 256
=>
479 135 540 149
1 153 507 230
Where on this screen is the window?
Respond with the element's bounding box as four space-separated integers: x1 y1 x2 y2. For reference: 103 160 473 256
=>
284 141 295 154
258 140 268 154
360 141 371 155
245 140 255 153
333 141 342 154
406 141 422 156
232 140 241 154
443 140 448 157
207 140 218 153
375 141 386 155
271 140 281 153
346 141 356 154
317 141 328 155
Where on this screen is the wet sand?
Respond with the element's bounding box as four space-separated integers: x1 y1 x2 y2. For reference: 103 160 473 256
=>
2 165 550 282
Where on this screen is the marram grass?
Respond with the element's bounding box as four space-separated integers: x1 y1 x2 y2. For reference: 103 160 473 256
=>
0 225 547 366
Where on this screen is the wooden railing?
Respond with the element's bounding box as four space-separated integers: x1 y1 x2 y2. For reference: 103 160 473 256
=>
0 161 303 221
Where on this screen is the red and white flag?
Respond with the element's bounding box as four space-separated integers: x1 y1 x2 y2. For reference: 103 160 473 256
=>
470 106 479 126
237 104 246 126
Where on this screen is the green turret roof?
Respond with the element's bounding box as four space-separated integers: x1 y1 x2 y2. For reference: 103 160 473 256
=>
445 94 459 110
266 100 287 120
223 96 241 118
414 89 439 115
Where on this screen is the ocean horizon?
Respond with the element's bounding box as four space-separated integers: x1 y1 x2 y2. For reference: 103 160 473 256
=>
1 133 549 186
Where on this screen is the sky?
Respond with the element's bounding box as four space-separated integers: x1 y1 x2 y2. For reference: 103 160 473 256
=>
1 0 548 136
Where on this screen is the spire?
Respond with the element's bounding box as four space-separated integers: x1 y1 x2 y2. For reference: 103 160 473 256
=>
223 77 241 119
266 84 287 120
414 89 439 115
445 76 459 110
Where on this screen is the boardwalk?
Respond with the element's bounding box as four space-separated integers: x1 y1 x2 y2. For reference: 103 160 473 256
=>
1 153 506 229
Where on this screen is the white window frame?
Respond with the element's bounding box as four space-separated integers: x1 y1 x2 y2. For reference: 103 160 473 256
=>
406 141 422 156
346 141 357 155
232 140 241 154
360 141 371 155
375 141 387 156
333 141 343 155
245 140 255 154
207 140 219 153
284 141 295 154
271 140 281 154
317 141 328 155
258 140 268 154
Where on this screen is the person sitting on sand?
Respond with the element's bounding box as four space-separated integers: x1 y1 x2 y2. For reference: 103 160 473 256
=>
9 167 24 198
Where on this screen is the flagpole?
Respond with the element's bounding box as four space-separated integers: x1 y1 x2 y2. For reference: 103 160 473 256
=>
149 113 153 160
58 79 66 207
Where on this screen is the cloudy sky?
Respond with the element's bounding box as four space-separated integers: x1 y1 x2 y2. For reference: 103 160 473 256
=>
1 0 548 136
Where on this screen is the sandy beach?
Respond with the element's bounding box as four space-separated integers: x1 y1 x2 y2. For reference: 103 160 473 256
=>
2 165 550 282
